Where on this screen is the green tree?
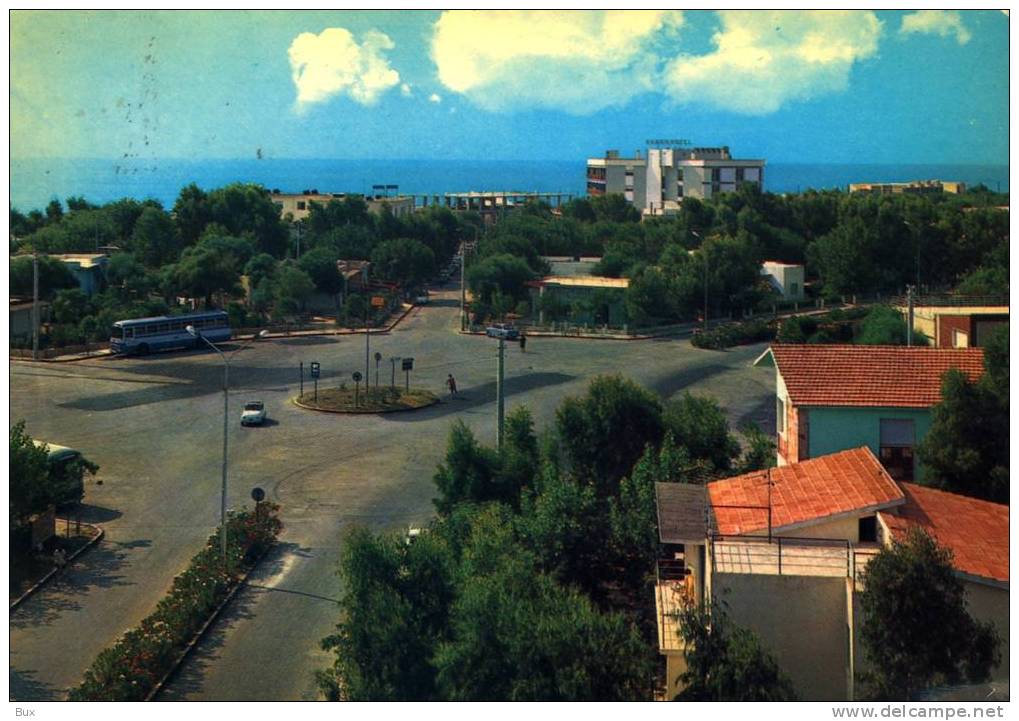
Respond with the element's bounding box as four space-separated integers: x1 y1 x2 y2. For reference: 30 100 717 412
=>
318 526 455 701
433 544 652 701
856 305 928 346
52 288 91 325
172 183 212 246
859 528 1000 700
272 263 315 316
171 245 242 307
555 375 665 496
105 253 153 300
466 253 535 305
916 367 1008 503
432 421 504 514
662 392 740 472
675 601 797 701
370 238 435 287
205 183 288 257
9 255 78 299
243 253 278 289
130 206 183 267
589 193 641 223
10 421 56 530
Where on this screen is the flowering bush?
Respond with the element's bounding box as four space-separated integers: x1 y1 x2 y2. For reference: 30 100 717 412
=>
691 319 776 350
69 504 282 701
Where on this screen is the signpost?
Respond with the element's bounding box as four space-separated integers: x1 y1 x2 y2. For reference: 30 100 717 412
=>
299 361 304 397
374 351 382 389
251 487 266 524
389 356 402 389
310 361 320 402
353 371 363 407
402 357 414 391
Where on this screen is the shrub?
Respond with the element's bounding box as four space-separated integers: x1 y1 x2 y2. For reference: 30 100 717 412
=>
691 319 776 350
69 504 282 701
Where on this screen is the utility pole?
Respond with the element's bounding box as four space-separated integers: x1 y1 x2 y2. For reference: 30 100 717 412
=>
703 250 709 333
364 302 370 392
460 240 467 332
906 285 915 347
496 337 505 450
32 252 40 361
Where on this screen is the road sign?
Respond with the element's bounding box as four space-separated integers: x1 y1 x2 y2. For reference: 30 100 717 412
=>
352 371 363 382
374 352 382 362
251 487 265 503
310 362 320 379
371 295 385 308
402 358 414 371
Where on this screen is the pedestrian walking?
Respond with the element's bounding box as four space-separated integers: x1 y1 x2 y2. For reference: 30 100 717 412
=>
519 333 527 352
446 374 458 398
53 548 67 570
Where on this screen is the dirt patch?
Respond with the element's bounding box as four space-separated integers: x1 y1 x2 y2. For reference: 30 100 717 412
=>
294 387 439 414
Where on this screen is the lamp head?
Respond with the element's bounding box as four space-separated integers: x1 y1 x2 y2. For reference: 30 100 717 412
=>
186 325 198 338
256 330 269 339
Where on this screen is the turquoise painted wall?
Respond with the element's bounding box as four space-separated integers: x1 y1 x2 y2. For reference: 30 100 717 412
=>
807 407 933 482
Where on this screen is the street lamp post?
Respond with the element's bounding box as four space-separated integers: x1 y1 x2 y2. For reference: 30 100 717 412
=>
186 326 269 567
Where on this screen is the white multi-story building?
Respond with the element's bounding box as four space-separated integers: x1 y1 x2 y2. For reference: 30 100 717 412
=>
586 145 765 216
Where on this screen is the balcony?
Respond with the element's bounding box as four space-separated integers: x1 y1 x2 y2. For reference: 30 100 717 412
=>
710 535 880 581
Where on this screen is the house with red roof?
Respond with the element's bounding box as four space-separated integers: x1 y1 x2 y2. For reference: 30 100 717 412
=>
754 345 985 482
654 447 1007 701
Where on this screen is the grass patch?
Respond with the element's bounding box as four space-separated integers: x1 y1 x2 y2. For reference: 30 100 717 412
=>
297 387 439 413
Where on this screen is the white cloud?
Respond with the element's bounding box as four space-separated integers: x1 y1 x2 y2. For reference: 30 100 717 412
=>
288 28 400 109
400 83 412 97
429 93 442 103
662 11 882 115
430 10 684 113
900 10 972 45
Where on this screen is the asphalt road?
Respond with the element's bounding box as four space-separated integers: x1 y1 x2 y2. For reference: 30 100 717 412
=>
9 284 775 701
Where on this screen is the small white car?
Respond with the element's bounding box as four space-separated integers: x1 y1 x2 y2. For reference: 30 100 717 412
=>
414 292 430 305
241 401 267 426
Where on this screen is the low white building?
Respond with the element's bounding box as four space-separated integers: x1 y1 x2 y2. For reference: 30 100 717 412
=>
761 261 805 301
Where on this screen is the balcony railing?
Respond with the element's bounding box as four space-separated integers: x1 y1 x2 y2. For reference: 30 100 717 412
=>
710 534 880 582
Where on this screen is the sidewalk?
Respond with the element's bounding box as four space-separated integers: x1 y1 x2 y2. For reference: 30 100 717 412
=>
9 303 418 364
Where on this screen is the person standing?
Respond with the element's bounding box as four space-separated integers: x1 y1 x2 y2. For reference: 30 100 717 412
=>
446 374 458 398
519 333 527 352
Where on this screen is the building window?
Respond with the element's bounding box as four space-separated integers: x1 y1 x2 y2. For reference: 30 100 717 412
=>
858 516 878 543
776 397 786 434
879 418 916 480
296 201 306 210
953 329 969 348
789 282 799 297
677 168 684 182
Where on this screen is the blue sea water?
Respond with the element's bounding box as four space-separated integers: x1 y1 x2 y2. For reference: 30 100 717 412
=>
9 157 1010 212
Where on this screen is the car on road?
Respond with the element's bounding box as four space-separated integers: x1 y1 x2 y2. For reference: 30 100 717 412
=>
414 291 429 305
241 401 267 426
485 323 519 340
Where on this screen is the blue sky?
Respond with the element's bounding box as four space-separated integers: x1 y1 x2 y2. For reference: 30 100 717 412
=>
9 10 1009 164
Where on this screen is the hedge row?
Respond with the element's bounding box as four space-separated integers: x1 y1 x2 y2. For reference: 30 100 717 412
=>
69 505 283 701
690 319 777 350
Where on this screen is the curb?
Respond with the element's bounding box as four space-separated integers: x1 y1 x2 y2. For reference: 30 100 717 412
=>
291 392 440 415
9 305 419 365
10 524 105 613
144 546 273 702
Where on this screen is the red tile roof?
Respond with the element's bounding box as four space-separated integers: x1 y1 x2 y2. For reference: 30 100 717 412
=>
879 484 1009 584
764 345 985 408
708 447 904 536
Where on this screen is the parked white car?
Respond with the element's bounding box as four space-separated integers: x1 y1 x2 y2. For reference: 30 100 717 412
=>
240 401 267 426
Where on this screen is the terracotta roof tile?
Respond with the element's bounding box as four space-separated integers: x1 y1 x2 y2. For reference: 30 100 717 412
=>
768 345 985 408
879 484 1009 584
708 447 904 536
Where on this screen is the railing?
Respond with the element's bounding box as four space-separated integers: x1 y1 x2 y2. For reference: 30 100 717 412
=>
710 534 881 582
889 294 1009 308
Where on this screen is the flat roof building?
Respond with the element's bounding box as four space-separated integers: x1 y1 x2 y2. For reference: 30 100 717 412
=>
271 191 415 221
587 144 765 215
848 179 966 195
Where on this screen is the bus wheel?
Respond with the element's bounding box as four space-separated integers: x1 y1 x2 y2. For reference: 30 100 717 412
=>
137 344 150 356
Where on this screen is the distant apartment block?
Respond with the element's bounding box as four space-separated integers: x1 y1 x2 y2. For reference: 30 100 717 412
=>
586 145 765 215
848 179 966 195
271 191 415 222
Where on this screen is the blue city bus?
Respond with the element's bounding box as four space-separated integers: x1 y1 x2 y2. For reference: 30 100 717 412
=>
110 310 231 355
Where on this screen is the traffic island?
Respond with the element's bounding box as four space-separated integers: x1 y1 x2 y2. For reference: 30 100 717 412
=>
294 387 439 414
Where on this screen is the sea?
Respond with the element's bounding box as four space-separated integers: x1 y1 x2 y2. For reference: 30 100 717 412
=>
8 158 1010 213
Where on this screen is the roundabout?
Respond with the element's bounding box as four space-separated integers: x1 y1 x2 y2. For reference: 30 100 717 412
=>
292 386 440 414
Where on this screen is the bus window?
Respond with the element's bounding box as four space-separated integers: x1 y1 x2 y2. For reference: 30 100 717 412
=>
112 326 124 339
